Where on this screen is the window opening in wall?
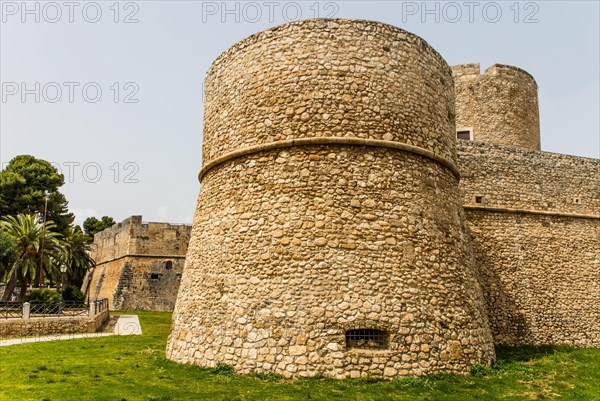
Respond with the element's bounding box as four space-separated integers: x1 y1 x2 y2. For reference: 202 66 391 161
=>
345 329 389 350
164 260 173 270
573 197 581 205
456 128 473 141
150 273 159 281
475 196 484 204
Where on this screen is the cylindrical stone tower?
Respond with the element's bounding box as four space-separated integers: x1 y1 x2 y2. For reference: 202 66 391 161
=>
167 19 495 378
452 63 540 150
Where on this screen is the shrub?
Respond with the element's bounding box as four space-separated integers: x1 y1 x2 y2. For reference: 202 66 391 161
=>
23 288 61 304
61 286 85 303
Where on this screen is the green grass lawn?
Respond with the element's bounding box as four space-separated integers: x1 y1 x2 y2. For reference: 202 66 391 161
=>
1 311 598 401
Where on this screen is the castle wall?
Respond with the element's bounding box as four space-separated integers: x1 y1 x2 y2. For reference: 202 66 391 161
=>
88 216 191 311
458 141 600 346
458 141 599 215
168 19 495 379
452 64 540 150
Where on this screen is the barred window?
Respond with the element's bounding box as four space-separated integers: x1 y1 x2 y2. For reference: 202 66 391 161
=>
345 329 389 350
456 128 473 141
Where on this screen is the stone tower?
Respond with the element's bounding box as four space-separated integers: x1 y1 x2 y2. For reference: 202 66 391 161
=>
452 63 540 150
167 19 495 378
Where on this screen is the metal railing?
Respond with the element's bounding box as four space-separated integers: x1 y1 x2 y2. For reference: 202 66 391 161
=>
29 301 89 318
0 299 109 320
0 302 22 319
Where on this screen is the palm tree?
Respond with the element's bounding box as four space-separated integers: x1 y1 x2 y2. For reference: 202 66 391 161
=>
0 214 62 300
59 226 95 288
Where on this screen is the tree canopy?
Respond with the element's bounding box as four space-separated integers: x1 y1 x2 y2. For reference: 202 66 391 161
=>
0 229 16 281
0 155 74 235
83 216 116 238
61 226 95 286
0 214 63 300
0 155 98 300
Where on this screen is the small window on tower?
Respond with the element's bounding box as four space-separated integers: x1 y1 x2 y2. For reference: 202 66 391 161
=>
345 329 389 350
164 260 173 270
475 196 484 204
457 130 472 141
150 273 159 281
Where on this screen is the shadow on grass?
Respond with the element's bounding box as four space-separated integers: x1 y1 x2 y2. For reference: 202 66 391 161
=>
470 344 577 377
495 344 573 363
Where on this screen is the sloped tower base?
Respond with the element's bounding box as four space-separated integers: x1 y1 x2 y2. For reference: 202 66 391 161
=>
167 19 495 378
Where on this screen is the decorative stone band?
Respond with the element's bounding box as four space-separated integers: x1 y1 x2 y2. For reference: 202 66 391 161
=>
463 205 600 220
198 137 460 182
93 254 187 266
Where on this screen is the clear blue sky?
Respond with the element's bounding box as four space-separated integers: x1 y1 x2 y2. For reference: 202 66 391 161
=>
1 1 599 225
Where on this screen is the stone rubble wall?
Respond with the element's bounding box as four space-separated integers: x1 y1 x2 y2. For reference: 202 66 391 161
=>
92 216 137 262
466 211 599 347
169 146 495 378
452 63 540 150
457 141 600 215
202 18 458 167
458 141 600 346
168 18 495 378
111 257 185 311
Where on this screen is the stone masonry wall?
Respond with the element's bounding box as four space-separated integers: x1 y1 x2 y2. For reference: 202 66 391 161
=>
111 257 185 311
466 212 599 346
0 309 110 338
452 63 540 150
88 261 124 305
202 19 458 166
93 216 190 260
458 141 600 346
167 19 495 378
88 216 191 311
458 141 599 215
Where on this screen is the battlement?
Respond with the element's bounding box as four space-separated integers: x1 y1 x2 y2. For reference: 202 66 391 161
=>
483 64 537 86
452 63 537 86
451 63 480 78
92 215 191 264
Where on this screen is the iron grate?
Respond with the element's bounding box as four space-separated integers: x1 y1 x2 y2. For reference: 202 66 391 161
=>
345 328 389 350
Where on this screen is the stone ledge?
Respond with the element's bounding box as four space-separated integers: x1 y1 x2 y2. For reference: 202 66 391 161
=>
94 253 187 267
463 204 600 220
199 137 460 182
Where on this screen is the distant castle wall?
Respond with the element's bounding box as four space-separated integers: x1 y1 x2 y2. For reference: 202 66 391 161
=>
458 141 600 346
87 216 191 311
452 63 541 150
